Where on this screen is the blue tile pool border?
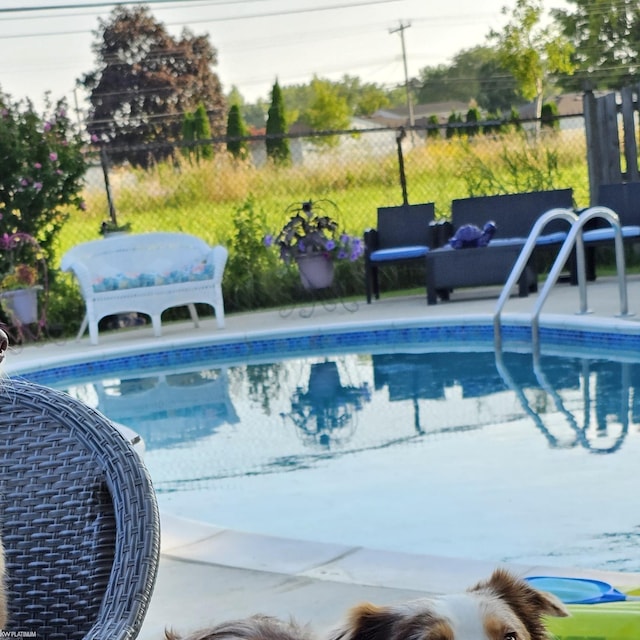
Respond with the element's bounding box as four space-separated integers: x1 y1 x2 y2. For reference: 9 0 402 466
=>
14 319 640 387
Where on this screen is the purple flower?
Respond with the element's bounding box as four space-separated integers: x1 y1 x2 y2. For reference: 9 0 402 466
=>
91 134 99 143
49 152 58 162
43 122 52 132
33 182 43 192
263 234 273 247
325 239 335 251
20 178 28 186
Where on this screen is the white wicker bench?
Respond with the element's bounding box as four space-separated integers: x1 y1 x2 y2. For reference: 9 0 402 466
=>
61 232 228 345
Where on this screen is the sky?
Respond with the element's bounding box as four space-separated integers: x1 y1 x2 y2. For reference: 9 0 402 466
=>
0 0 570 116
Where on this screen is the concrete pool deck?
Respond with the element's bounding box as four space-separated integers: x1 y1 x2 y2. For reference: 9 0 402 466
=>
5 275 640 639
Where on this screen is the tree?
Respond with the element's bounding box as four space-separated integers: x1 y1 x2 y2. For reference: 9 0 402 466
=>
552 0 640 91
0 91 86 273
489 0 575 121
81 6 226 167
300 77 351 147
540 101 559 130
416 46 517 111
466 106 481 136
333 75 390 116
182 103 213 161
265 80 290 165
226 104 249 159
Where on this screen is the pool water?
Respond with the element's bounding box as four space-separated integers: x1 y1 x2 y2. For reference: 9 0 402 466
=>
46 347 640 572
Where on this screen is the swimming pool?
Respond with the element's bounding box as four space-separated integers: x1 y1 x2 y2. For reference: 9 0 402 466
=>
18 324 640 574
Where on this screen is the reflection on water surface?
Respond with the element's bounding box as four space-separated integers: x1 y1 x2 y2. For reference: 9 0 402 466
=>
53 348 640 572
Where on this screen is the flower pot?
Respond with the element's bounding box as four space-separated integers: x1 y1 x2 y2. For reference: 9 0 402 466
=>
296 254 334 290
0 287 41 324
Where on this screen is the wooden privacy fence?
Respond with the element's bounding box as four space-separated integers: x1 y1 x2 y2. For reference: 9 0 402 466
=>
583 85 640 202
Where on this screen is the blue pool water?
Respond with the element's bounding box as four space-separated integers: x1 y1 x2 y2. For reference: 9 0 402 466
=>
21 332 640 573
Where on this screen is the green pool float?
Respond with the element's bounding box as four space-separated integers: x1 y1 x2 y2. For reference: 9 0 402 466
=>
525 577 640 639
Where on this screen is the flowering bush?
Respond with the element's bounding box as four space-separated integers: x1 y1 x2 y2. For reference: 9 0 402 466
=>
0 91 87 275
264 200 363 264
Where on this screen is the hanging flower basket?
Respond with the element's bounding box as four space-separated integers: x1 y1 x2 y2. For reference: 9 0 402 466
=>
296 253 334 290
0 286 42 325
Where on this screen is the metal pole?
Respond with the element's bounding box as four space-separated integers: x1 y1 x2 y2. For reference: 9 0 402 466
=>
100 146 118 226
396 127 409 205
390 22 414 129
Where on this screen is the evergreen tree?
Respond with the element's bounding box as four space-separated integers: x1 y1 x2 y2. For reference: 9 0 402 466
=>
182 112 195 158
540 101 559 130
466 107 481 137
426 114 440 139
193 103 213 159
226 104 249 159
182 104 213 161
266 80 290 165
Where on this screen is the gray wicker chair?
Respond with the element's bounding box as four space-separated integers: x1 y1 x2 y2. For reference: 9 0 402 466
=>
0 378 160 639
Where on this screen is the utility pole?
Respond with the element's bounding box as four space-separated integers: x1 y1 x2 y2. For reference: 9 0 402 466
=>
389 21 414 129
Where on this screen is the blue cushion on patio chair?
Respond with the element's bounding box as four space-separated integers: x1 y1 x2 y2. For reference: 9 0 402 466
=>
365 202 436 304
536 231 569 245
582 225 640 242
0 378 160 639
370 245 430 262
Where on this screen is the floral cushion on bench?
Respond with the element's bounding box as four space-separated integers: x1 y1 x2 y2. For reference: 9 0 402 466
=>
92 261 214 293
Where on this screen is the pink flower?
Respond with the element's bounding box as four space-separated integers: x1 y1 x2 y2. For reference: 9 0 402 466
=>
33 182 43 192
44 122 52 132
91 134 99 143
20 178 28 186
49 152 58 162
34 162 42 169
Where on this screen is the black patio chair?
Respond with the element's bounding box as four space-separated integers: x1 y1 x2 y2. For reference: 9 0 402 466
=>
0 378 160 639
364 202 435 303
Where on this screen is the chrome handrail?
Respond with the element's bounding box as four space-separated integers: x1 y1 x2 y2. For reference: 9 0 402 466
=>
493 208 578 351
530 206 632 357
494 205 633 357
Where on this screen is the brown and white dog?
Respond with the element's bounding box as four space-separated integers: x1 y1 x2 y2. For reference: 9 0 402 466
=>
165 614 315 640
332 569 569 640
165 570 567 640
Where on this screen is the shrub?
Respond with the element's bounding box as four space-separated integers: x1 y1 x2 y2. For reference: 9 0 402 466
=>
541 101 560 130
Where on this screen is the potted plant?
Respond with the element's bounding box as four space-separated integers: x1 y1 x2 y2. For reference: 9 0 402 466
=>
264 200 364 289
0 232 46 326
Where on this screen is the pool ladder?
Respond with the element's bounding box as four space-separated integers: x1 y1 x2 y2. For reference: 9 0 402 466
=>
494 206 633 355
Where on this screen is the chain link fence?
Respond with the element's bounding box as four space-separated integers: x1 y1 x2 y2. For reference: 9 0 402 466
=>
62 115 590 315
77 118 588 237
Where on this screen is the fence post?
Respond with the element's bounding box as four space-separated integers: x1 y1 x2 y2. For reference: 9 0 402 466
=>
100 146 118 225
396 127 409 205
583 87 600 205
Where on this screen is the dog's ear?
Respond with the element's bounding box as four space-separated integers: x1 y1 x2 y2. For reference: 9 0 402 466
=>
484 569 569 618
332 603 400 640
471 569 569 640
